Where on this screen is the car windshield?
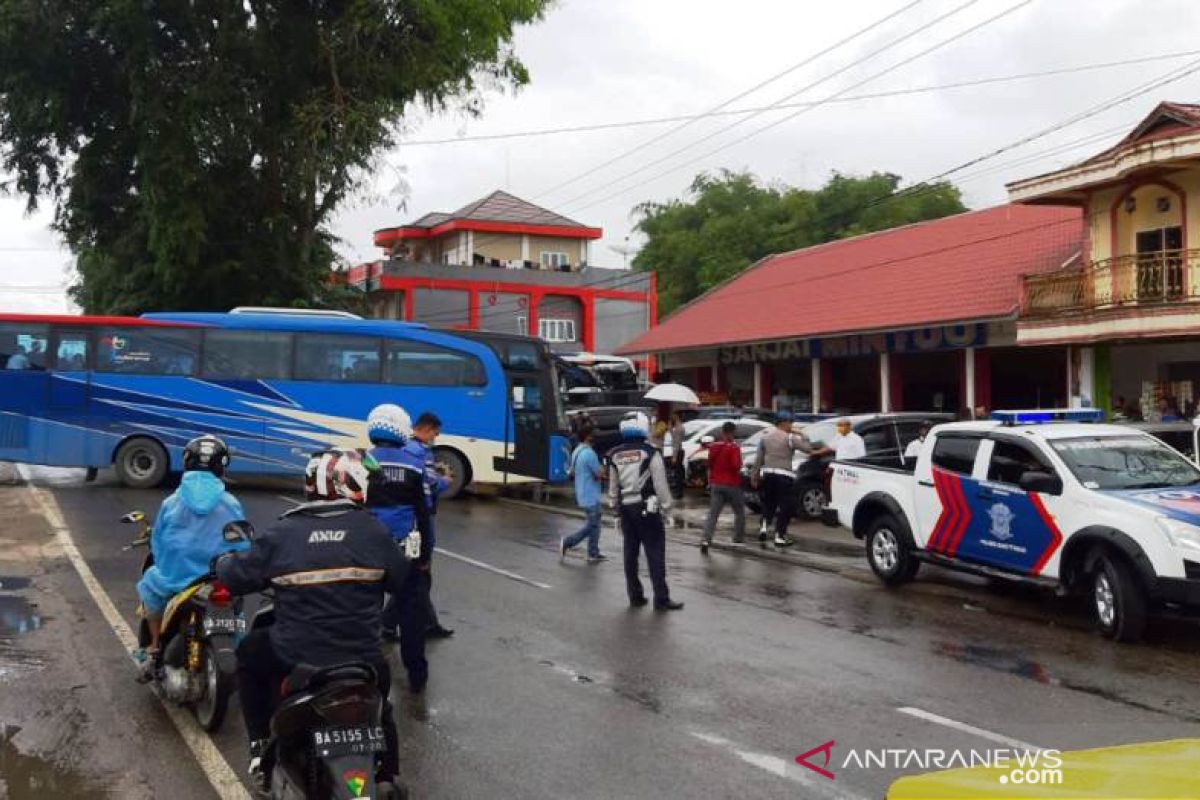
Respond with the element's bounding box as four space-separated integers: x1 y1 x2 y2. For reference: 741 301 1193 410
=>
1050 435 1200 491
804 421 837 447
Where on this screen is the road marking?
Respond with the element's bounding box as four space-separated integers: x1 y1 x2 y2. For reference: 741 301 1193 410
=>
433 547 552 589
689 731 865 800
897 707 1045 752
17 465 251 800
277 495 551 589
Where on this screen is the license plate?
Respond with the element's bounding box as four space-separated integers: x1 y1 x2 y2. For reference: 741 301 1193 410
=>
203 615 246 635
311 725 387 758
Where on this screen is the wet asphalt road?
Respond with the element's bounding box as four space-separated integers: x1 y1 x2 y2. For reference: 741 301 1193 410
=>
4 467 1200 799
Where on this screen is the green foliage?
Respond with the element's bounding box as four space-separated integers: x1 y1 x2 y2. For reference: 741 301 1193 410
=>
0 0 549 313
633 170 966 315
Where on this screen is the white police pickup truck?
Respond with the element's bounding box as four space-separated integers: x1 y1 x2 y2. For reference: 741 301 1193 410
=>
826 409 1200 641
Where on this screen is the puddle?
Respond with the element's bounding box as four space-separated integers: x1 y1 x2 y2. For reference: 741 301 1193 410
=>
0 725 107 798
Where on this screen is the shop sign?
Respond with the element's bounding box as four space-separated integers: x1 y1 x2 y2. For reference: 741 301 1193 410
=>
720 323 985 364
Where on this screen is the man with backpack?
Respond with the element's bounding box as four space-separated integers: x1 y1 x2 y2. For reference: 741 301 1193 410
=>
560 425 606 563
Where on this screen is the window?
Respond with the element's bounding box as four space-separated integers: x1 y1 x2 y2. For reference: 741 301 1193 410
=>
540 251 569 269
54 330 89 371
931 436 980 475
202 330 293 380
734 423 764 440
0 323 49 371
96 328 199 375
860 423 897 456
383 340 486 387
538 318 576 343
294 335 381 382
987 440 1054 486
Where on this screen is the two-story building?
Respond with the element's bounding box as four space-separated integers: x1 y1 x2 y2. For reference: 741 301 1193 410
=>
352 190 656 363
1010 101 1200 419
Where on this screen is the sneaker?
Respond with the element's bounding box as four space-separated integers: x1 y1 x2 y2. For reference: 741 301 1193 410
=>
655 600 685 611
586 553 608 563
248 739 269 793
426 625 455 639
133 647 158 684
559 537 569 561
629 596 649 608
699 542 709 555
774 535 795 547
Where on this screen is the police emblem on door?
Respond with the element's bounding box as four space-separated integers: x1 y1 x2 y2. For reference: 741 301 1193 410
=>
988 503 1015 541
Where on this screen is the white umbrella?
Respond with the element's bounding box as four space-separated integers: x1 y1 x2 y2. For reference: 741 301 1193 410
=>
644 383 700 405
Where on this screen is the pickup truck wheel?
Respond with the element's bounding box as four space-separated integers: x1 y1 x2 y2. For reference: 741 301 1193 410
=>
1092 554 1147 642
799 486 827 519
866 515 919 587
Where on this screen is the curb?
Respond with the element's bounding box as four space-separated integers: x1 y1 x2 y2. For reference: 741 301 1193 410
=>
496 496 865 575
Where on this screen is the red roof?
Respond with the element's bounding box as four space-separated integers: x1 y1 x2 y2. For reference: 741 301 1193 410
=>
617 204 1082 355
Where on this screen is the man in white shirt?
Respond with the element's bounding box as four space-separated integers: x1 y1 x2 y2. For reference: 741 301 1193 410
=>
903 420 933 463
830 419 866 460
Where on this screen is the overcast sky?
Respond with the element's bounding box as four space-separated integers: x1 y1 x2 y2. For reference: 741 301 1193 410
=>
4 0 1200 313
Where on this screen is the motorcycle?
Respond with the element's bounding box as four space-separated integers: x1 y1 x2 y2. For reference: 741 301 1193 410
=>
248 595 400 799
122 510 244 732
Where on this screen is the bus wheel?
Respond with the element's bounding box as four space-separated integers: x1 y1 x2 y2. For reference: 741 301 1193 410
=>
434 448 469 500
114 438 169 489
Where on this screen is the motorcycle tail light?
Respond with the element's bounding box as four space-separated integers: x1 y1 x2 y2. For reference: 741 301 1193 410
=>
313 686 380 725
209 580 233 607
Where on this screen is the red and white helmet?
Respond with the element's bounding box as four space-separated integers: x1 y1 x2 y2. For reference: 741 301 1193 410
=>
304 448 377 504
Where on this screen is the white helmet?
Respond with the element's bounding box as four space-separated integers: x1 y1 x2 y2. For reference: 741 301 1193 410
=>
619 411 650 439
367 403 412 445
305 448 377 504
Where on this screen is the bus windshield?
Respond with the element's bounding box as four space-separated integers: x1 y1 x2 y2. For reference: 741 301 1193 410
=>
1050 435 1200 491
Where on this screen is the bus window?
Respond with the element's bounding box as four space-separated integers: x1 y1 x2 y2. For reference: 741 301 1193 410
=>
96 328 199 375
0 323 49 371
383 341 486 387
54 330 89 371
203 330 292 380
294 334 381 383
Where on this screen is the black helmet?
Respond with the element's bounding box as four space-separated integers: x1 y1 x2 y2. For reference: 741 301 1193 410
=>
183 435 230 477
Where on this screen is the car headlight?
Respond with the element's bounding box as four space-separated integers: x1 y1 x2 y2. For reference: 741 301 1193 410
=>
1156 517 1200 553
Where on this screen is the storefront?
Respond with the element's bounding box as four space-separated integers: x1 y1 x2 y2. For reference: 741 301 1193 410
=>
1108 340 1200 419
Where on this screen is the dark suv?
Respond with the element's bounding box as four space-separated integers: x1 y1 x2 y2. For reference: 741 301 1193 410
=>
743 412 954 519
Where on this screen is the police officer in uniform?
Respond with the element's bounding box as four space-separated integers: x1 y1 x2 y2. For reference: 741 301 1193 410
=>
608 412 684 611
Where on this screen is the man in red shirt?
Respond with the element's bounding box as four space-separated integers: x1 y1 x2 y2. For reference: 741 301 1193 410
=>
701 421 746 554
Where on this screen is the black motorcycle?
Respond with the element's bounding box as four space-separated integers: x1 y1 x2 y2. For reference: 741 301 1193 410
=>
248 597 400 799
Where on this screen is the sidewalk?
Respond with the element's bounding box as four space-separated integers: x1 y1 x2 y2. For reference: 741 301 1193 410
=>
500 484 864 564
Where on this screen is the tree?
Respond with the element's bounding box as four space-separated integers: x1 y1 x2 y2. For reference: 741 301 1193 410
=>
0 0 549 313
632 170 966 315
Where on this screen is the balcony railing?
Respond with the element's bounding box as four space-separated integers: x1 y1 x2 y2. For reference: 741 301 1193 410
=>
1023 249 1200 315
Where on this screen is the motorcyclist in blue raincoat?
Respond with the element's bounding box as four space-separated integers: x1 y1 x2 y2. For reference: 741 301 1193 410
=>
135 435 247 673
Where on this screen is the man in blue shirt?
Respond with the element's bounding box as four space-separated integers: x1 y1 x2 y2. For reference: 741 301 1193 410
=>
560 425 606 562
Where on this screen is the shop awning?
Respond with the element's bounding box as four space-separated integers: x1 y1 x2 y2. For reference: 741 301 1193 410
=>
617 204 1081 356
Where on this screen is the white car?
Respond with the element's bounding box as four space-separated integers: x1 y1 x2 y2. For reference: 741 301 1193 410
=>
826 409 1200 642
668 418 771 463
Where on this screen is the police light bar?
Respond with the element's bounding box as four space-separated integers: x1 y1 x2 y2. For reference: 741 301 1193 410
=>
990 408 1105 425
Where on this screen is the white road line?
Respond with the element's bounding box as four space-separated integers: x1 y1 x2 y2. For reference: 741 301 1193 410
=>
17 465 251 800
689 731 866 800
897 707 1045 753
433 547 552 590
276 495 551 590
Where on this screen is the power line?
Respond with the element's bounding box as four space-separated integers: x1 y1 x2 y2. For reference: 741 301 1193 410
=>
564 0 1032 216
555 0 988 213
529 0 928 203
401 50 1200 148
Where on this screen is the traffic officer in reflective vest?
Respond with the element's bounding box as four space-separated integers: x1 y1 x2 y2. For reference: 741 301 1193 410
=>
607 412 684 611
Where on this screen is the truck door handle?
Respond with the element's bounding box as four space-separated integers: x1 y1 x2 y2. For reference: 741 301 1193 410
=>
918 480 934 488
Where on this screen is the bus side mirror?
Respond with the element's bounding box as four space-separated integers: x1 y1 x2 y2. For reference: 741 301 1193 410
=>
1019 471 1062 496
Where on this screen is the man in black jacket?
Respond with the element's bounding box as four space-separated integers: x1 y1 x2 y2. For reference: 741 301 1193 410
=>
215 448 410 790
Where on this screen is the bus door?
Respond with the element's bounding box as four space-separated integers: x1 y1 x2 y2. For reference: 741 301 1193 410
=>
0 322 51 463
46 328 93 465
507 373 549 480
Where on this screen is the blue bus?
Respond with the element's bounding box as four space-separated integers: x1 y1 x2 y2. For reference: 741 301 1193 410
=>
0 309 570 496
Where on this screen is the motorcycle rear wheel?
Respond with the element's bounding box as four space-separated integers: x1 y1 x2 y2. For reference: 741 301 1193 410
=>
192 641 233 732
